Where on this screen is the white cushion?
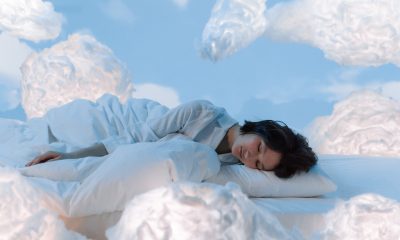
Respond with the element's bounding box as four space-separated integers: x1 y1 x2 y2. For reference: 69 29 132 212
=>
205 164 337 197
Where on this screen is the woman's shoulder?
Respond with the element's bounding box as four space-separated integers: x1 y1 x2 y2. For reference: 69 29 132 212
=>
181 99 223 112
184 99 215 107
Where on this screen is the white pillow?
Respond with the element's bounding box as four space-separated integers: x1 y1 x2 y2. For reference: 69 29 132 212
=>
205 165 337 197
67 140 220 217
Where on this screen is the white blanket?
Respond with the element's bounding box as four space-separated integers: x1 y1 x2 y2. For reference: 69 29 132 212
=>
1 96 280 239
0 110 289 240
0 95 223 218
18 139 221 217
45 94 169 151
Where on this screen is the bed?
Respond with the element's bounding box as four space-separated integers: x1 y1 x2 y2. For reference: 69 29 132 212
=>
52 154 400 239
1 153 391 239
253 154 400 239
1 96 399 239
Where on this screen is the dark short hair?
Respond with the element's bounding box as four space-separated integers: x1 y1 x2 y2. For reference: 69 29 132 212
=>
240 120 317 179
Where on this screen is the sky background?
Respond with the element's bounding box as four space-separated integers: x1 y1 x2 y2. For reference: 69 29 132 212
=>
1 0 400 133
1 2 400 238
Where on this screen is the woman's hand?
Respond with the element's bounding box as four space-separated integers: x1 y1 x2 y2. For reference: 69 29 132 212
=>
25 151 65 167
25 143 108 167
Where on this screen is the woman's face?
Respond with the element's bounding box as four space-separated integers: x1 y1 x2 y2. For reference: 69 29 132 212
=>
231 133 282 171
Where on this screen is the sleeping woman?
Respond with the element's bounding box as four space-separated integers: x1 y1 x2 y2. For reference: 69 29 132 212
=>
26 97 317 179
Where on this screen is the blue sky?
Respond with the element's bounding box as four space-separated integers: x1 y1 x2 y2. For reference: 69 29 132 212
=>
1 0 400 132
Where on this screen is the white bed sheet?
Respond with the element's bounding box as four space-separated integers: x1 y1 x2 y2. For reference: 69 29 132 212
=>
252 154 400 238
252 197 336 238
60 154 400 239
320 154 400 200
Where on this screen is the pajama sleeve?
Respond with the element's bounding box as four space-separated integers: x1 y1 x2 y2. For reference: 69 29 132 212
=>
147 100 237 149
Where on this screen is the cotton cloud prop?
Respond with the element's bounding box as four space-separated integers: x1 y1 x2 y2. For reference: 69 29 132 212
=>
201 0 267 61
321 194 400 239
0 167 85 239
308 90 400 156
20 33 134 118
265 0 400 67
107 182 294 240
0 0 63 42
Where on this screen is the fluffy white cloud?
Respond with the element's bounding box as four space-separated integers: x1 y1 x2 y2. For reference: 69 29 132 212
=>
99 0 134 24
0 33 33 111
0 33 33 82
107 182 292 239
321 78 400 102
379 81 400 101
322 194 400 239
201 0 267 61
0 0 63 42
132 83 180 108
0 168 86 239
307 90 400 156
172 0 189 9
20 33 134 118
0 86 19 111
265 0 400 67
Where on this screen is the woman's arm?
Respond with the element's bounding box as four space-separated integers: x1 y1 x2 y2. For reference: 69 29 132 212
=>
26 143 108 166
147 100 237 149
148 100 223 138
67 143 108 159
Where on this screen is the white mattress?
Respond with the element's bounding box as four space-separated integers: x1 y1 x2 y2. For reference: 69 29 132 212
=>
62 154 400 239
251 154 400 238
320 154 400 200
252 197 336 238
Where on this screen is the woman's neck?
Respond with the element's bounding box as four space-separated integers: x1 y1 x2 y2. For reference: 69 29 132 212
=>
216 124 240 154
